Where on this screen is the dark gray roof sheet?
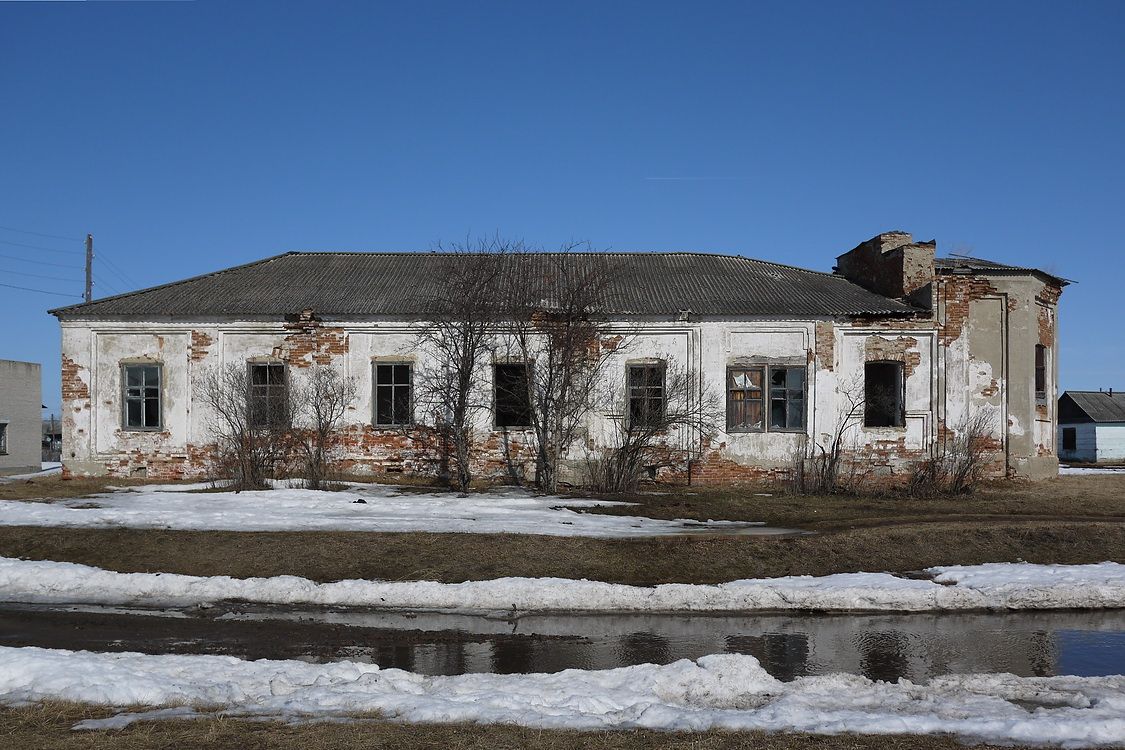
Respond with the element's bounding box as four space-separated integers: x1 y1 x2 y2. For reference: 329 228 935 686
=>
1062 391 1125 423
935 256 1068 286
51 251 921 320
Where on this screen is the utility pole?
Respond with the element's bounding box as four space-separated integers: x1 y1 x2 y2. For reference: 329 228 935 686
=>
84 234 93 303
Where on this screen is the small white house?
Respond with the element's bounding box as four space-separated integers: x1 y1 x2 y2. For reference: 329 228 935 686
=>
1058 390 1125 464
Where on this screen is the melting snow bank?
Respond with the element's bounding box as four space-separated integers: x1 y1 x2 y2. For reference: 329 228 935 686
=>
1 557 1123 613
1 647 1123 746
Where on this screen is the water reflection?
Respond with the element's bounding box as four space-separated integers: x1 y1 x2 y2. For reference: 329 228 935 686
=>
2 604 1122 682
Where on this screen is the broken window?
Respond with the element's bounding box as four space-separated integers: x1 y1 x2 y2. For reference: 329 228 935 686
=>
494 363 532 428
628 363 666 428
1062 427 1076 452
0 423 7 455
864 361 905 428
769 367 806 430
1035 345 1047 400
248 362 288 428
122 363 162 430
727 367 765 431
374 363 412 426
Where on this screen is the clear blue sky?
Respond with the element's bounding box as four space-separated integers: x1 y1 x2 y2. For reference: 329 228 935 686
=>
2 1 1122 413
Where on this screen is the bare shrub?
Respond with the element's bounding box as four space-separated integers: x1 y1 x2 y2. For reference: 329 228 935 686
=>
791 375 866 495
907 410 998 496
587 360 721 493
195 364 298 490
292 366 358 490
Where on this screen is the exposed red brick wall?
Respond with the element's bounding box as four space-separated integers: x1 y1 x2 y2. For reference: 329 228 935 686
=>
190 330 213 362
863 335 921 377
61 355 90 401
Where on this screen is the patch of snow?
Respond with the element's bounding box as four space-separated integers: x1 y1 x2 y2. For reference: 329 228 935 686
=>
1060 465 1125 475
1 646 1123 746
0 463 62 482
1 558 1122 613
0 485 783 537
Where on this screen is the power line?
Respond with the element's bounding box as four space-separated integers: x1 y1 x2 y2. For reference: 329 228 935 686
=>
0 252 80 270
0 238 83 256
98 253 141 289
0 224 84 242
0 266 83 284
0 280 82 298
91 272 122 296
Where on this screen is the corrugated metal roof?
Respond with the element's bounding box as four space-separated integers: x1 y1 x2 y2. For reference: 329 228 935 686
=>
1061 391 1125 423
50 251 921 320
935 256 1069 286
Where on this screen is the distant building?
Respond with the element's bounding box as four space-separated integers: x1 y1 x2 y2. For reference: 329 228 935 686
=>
0 359 42 475
1058 390 1125 464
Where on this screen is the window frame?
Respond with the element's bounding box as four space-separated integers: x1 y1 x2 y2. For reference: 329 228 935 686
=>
373 361 414 427
247 361 289 429
863 360 906 428
726 364 807 434
493 362 533 429
121 362 163 432
1035 344 1048 401
627 362 667 429
767 366 807 432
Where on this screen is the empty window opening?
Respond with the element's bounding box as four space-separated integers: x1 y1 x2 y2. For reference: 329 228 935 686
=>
769 367 806 430
248 362 288 428
0 423 8 455
628 364 666 428
1062 427 1076 452
123 364 162 430
727 367 764 431
864 361 905 428
374 363 413 426
1035 345 1047 400
494 363 532 428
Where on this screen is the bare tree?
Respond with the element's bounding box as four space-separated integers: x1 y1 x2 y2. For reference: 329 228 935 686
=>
413 239 512 491
292 366 358 489
791 373 866 494
502 248 627 493
588 359 722 492
195 363 298 490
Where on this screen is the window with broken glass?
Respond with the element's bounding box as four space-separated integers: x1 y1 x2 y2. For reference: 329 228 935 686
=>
727 365 806 432
494 363 532 428
864 361 905 427
248 362 288 428
374 363 412 426
727 367 764 431
122 364 162 430
627 364 666 427
768 367 806 431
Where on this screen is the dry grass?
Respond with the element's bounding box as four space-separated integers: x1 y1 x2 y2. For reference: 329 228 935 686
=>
0 702 1038 749
0 520 1120 585
0 474 1120 584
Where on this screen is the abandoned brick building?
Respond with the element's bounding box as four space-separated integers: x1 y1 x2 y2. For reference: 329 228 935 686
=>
51 231 1067 483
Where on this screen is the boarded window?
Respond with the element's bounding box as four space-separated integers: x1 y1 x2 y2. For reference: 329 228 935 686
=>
122 364 162 430
865 361 905 427
1062 427 1076 451
727 367 764 431
769 367 806 430
628 364 666 428
248 362 288 428
374 363 412 426
494 363 532 427
1035 345 1047 400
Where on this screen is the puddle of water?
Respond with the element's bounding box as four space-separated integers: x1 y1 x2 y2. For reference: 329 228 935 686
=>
1 604 1122 682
